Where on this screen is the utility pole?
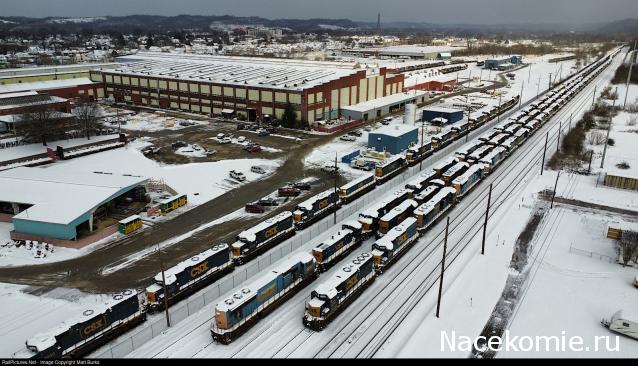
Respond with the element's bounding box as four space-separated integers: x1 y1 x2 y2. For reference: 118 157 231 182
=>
557 121 562 152
536 74 541 99
496 94 502 124
528 63 531 83
541 131 548 175
158 244 171 328
466 97 471 142
333 152 338 225
592 85 597 107
600 88 618 169
419 120 426 171
519 80 524 110
551 171 560 209
479 69 483 83
436 216 449 318
623 42 637 109
548 72 552 91
481 183 493 255
588 150 593 174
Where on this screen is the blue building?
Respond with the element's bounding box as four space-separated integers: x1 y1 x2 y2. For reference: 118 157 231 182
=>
368 124 418 154
422 107 464 125
0 167 148 243
484 55 523 70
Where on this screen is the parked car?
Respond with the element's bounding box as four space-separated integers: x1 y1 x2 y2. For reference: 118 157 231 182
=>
237 136 246 143
340 135 356 142
229 170 246 182
382 117 393 125
216 133 225 140
348 130 363 137
245 203 265 213
218 137 232 144
171 141 187 149
251 166 266 174
237 123 246 131
292 182 311 191
244 144 262 153
278 186 301 197
257 129 270 136
322 164 340 174
191 144 202 151
364 126 373 132
142 146 161 155
258 197 279 206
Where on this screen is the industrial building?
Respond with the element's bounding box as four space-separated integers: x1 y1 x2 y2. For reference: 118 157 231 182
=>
342 45 464 60
0 167 148 247
368 124 418 154
0 91 72 133
0 77 101 101
340 90 428 122
89 52 406 125
484 55 523 70
422 107 464 125
0 63 117 85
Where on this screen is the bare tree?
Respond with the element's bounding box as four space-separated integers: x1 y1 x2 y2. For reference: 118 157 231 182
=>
617 230 638 267
73 100 100 140
18 105 65 146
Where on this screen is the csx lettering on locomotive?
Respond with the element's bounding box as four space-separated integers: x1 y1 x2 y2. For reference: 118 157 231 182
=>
190 262 209 277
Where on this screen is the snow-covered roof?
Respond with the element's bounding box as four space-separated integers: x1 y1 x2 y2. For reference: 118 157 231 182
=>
414 185 439 200
359 189 409 218
312 252 373 299
25 289 138 353
415 187 457 215
0 167 147 225
314 229 354 253
377 154 405 167
153 244 228 286
341 91 428 113
373 217 417 251
406 170 437 190
380 199 418 222
434 157 458 171
469 145 493 160
442 162 469 178
118 215 140 225
0 78 94 94
480 147 507 164
424 106 463 114
236 211 293 243
296 189 335 212
216 252 314 312
370 124 418 138
452 164 483 185
110 52 360 91
340 173 375 191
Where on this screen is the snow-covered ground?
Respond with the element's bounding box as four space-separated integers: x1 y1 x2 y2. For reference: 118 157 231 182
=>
39 139 281 207
0 282 128 357
499 207 638 358
102 110 208 133
0 134 120 163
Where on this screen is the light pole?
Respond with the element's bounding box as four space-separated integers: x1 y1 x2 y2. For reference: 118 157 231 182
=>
623 42 637 109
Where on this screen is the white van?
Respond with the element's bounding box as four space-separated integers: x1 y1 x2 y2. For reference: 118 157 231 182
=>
601 310 638 340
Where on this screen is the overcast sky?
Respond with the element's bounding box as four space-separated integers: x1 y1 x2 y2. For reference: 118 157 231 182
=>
2 0 637 24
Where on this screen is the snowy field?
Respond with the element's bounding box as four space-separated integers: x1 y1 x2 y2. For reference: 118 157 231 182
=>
499 207 638 358
103 111 208 133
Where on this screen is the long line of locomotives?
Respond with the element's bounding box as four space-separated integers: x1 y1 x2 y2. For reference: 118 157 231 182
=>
21 50 617 357
212 53 614 341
